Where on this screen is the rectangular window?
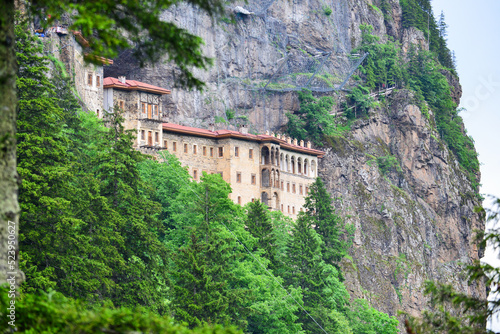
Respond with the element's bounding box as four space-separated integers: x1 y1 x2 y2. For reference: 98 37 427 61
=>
87 73 93 86
210 147 214 157
287 183 290 192
218 147 223 157
293 207 295 214
142 103 147 115
148 131 152 146
152 104 158 116
292 184 296 193
155 132 159 143
299 185 303 195
119 100 124 110
281 181 284 190
305 186 309 194
249 149 253 159
141 130 145 140
193 170 198 180
173 142 177 152
193 145 197 154
236 172 242 183
238 196 242 205
203 146 207 156
96 75 100 86
235 147 239 157
281 204 284 212
251 174 256 185
184 144 188 153
164 140 167 148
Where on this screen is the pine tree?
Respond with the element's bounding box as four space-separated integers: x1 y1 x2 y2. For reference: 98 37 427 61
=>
303 178 353 269
94 110 167 311
284 215 350 333
245 200 277 268
170 174 251 329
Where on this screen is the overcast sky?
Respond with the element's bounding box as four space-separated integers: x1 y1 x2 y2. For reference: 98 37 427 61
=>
431 0 500 208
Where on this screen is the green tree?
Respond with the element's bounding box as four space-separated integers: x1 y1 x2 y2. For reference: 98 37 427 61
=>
303 178 353 271
169 173 251 329
284 215 350 333
348 299 399 334
245 200 278 268
286 90 337 145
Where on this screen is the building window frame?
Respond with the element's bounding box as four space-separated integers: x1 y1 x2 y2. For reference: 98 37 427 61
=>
193 145 197 154
210 147 214 157
236 172 242 183
193 169 198 180
251 174 256 185
184 143 188 153
203 146 207 156
218 147 224 157
173 142 177 152
249 149 253 159
87 73 93 86
235 146 239 157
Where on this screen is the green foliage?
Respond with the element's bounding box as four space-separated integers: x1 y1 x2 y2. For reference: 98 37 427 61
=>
303 178 354 269
0 286 242 333
399 0 455 71
406 48 479 188
286 90 347 145
348 299 399 334
344 86 374 119
323 6 333 16
376 155 402 175
357 24 405 90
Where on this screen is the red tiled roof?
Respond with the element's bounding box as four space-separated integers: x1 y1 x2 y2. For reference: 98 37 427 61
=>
103 77 171 95
162 123 324 157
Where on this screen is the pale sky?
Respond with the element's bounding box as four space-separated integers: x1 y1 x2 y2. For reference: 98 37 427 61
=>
432 0 500 209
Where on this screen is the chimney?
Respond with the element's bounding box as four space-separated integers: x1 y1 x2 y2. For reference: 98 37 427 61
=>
209 123 215 132
239 125 248 134
286 136 292 144
300 140 304 147
293 138 298 145
118 75 126 84
306 141 311 148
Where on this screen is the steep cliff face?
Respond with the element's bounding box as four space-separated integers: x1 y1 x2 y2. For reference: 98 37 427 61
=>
105 0 395 132
104 0 485 320
320 89 484 318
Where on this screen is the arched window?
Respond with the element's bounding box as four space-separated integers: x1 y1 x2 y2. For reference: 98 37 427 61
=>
261 169 270 187
291 156 296 174
311 160 316 177
273 192 279 209
304 159 309 176
298 157 302 174
261 147 270 165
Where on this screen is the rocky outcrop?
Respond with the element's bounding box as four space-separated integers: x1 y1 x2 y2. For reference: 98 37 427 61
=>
320 89 484 319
